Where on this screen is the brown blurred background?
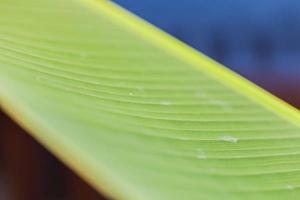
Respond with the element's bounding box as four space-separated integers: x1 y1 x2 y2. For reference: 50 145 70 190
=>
0 111 109 200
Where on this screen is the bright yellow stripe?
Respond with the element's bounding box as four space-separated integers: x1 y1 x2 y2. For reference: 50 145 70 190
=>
79 0 300 126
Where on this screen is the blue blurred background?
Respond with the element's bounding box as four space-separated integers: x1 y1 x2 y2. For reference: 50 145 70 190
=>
112 0 300 108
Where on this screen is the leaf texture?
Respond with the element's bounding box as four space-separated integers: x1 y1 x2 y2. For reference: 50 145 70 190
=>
0 0 300 199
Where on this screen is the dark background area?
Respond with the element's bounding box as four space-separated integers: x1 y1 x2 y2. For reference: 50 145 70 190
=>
1 1 299 200
0 111 108 200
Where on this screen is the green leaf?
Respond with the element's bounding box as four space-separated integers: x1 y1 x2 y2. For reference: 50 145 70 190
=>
0 0 299 199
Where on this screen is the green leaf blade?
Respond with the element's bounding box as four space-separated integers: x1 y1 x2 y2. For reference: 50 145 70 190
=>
0 0 300 199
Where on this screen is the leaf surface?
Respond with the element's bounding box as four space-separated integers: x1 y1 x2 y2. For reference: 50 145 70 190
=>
0 0 300 199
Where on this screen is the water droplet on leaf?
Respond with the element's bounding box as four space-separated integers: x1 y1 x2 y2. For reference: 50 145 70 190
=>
196 149 207 159
219 135 238 143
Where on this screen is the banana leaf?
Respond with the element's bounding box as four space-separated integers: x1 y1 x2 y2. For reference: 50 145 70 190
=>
0 0 299 199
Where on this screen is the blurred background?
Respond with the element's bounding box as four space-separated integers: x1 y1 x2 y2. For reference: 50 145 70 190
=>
1 1 299 200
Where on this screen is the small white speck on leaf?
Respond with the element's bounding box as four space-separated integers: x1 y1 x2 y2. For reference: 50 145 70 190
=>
195 90 206 98
219 135 238 143
64 87 71 91
196 149 207 159
80 52 87 57
208 168 216 173
211 100 226 106
136 86 144 91
286 185 295 190
177 137 191 141
210 100 232 111
161 100 172 106
129 92 133 96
